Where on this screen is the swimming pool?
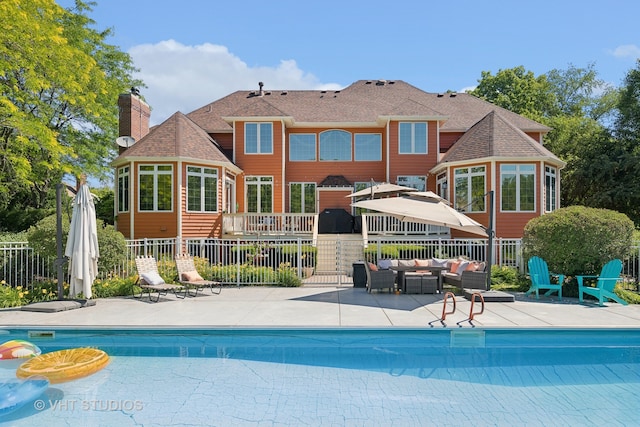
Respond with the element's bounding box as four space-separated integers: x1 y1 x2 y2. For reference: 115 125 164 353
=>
0 327 639 426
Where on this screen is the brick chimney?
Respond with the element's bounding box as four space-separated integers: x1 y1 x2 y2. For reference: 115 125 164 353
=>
118 90 150 151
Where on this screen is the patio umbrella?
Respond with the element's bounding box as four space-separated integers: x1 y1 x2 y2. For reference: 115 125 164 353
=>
64 178 99 299
351 194 488 237
346 182 417 199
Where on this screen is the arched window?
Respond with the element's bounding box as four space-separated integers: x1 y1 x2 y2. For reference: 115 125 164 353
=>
319 130 351 161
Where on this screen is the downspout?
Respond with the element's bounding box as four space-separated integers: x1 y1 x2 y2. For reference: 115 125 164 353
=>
281 119 286 212
177 159 183 252
129 160 135 239
385 118 390 182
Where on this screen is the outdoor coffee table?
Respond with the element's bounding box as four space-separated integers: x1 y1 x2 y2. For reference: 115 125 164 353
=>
389 265 448 293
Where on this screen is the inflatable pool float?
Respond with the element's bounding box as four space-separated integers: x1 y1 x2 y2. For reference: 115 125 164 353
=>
0 340 41 360
0 377 49 417
16 348 109 384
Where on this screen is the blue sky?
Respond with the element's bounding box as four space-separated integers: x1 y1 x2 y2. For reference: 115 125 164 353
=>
58 0 640 126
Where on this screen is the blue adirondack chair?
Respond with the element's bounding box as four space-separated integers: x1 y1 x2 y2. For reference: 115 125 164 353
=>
577 259 627 306
526 256 564 300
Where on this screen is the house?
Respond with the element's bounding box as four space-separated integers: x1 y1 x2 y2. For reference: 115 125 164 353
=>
112 79 565 241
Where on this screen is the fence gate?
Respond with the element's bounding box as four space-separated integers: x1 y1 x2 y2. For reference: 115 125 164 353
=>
305 236 364 286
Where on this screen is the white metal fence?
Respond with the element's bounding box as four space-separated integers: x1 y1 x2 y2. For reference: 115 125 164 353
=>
2 238 639 290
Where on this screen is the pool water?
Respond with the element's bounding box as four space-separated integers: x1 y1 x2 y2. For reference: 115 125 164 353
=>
0 328 639 426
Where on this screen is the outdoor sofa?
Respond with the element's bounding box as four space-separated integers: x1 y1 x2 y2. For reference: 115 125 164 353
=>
376 257 488 292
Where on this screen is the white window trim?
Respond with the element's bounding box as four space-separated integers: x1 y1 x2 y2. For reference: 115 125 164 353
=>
453 167 486 213
500 164 536 212
245 122 273 155
289 133 317 161
117 166 129 213
186 166 218 213
354 133 382 161
138 164 173 212
398 122 428 154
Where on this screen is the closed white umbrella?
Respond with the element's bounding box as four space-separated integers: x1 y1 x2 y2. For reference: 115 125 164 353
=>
351 195 488 237
64 180 99 298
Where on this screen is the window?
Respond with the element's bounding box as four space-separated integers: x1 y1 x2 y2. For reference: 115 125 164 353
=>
319 130 351 161
454 167 485 212
397 176 426 191
399 122 427 154
501 164 535 212
289 134 316 161
187 166 218 212
545 166 557 212
245 123 273 154
139 165 173 211
436 172 448 200
117 166 129 213
354 133 382 161
290 183 316 213
246 176 273 213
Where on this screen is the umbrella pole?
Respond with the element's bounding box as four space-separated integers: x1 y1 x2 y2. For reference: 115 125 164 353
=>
55 183 66 300
486 191 494 291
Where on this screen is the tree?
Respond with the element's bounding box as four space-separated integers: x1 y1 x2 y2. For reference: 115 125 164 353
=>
468 65 637 221
468 66 556 122
0 0 142 211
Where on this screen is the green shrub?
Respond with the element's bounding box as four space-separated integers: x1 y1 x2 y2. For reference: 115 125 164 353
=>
489 265 529 292
26 214 127 274
522 206 634 276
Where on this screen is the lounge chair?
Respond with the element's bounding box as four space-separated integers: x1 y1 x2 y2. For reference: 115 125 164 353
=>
526 256 564 300
175 254 222 296
134 256 186 302
577 259 627 306
363 261 395 293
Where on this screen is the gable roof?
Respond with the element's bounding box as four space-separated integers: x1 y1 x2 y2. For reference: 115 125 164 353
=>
187 80 550 133
112 111 240 172
437 110 565 165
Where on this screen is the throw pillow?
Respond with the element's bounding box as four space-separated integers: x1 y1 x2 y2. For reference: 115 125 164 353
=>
415 259 430 266
368 262 378 271
398 259 416 267
431 257 448 267
456 261 470 276
141 271 165 286
182 270 204 282
476 262 486 272
466 262 480 271
378 259 393 270
449 260 461 273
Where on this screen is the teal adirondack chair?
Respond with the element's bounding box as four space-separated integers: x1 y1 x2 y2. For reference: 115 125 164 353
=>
577 259 627 306
526 256 564 300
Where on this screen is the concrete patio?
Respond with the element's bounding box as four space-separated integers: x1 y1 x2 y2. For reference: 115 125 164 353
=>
2 286 640 328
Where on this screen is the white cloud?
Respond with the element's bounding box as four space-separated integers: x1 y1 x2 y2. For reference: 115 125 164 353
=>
129 40 343 125
609 44 640 59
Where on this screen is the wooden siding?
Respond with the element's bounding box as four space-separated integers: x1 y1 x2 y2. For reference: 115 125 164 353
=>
285 127 388 187
439 132 464 152
234 121 285 212
318 189 352 212
115 212 131 239
179 162 222 238
493 161 543 238
388 121 439 182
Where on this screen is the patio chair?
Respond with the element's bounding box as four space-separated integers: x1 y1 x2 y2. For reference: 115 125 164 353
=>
363 261 395 293
526 256 564 300
175 254 222 296
577 259 627 306
134 256 186 302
